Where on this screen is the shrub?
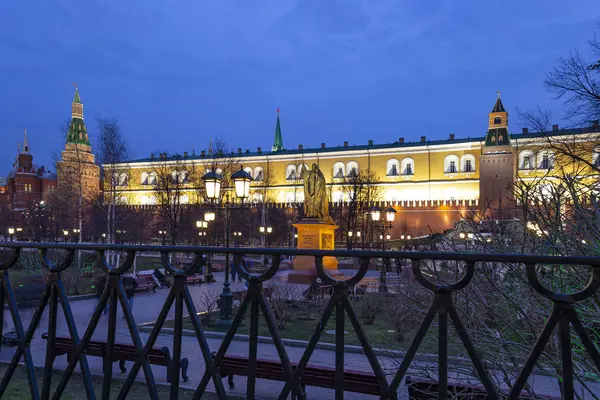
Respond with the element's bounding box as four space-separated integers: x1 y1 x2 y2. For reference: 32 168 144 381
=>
358 293 383 325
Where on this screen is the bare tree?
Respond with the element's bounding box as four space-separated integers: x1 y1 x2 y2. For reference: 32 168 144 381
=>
152 153 194 245
95 117 130 246
544 19 600 124
336 168 382 249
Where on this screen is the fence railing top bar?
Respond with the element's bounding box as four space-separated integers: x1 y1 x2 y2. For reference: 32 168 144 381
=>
2 242 600 267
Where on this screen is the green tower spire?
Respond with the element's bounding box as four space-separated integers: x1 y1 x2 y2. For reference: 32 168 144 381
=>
272 108 284 151
73 86 82 104
66 86 90 146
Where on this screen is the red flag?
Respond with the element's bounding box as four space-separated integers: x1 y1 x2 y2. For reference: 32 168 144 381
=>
276 108 280 114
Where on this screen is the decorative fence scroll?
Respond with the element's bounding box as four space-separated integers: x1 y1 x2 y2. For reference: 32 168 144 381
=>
0 243 598 400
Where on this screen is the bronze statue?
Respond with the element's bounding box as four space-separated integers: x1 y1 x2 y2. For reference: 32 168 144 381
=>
303 163 334 224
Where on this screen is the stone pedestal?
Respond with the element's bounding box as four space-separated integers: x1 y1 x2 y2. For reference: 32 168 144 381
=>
288 219 343 284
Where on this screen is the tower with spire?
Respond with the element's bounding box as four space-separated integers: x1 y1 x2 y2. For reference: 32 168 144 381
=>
17 129 33 172
479 92 515 218
272 108 284 152
57 86 100 203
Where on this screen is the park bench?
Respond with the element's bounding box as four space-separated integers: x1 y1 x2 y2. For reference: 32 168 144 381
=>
216 354 381 396
406 376 561 399
186 274 203 285
42 334 188 383
134 276 157 293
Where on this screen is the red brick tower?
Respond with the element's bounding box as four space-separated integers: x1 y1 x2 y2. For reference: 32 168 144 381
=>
478 94 516 219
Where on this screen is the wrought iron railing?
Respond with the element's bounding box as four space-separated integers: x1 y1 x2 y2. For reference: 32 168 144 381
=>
0 243 599 399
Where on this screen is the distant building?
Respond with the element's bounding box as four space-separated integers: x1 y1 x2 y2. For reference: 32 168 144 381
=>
0 129 57 211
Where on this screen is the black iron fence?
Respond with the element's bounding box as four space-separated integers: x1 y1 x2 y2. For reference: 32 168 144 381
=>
0 242 599 399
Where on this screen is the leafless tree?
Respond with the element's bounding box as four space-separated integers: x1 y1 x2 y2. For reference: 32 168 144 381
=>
95 117 130 246
152 153 194 245
544 19 600 124
336 168 382 249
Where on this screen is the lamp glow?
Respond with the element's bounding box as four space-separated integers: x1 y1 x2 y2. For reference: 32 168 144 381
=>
202 170 223 200
370 206 381 222
385 207 396 222
231 167 253 199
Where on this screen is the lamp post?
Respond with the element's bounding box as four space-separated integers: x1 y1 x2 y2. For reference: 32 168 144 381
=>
62 229 69 243
8 227 15 242
202 166 252 327
196 220 208 245
158 230 167 245
371 206 395 293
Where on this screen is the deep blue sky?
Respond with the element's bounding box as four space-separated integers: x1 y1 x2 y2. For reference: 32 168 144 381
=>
1 1 599 171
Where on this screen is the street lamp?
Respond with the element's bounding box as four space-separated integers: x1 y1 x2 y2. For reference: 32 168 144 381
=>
266 226 272 234
385 207 396 222
370 206 381 222
202 170 222 200
231 167 252 200
8 227 15 242
204 210 216 222
201 165 253 327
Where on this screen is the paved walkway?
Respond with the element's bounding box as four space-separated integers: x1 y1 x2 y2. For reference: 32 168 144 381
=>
1 271 597 399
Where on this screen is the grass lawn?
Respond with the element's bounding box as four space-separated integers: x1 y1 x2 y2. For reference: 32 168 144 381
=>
161 300 436 352
1 364 214 399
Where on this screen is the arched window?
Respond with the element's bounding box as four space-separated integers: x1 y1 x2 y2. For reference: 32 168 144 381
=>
141 195 157 205
332 190 344 202
519 150 535 170
119 172 128 186
494 116 502 125
538 150 554 170
148 172 157 185
286 164 297 181
285 192 296 203
400 157 414 176
444 155 459 174
216 168 223 176
172 170 188 184
386 159 400 176
346 161 359 178
243 167 253 176
141 172 149 185
333 162 345 179
460 154 476 173
593 146 600 167
180 194 189 204
119 196 128 205
297 164 309 179
253 166 264 181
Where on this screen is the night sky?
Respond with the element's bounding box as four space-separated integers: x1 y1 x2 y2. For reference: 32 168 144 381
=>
1 1 599 172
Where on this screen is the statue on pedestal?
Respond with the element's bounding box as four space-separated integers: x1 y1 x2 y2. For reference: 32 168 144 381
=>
303 163 335 225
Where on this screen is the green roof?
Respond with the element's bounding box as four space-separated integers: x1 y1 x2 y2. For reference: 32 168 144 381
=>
272 114 283 151
73 87 82 104
127 125 599 164
67 117 90 145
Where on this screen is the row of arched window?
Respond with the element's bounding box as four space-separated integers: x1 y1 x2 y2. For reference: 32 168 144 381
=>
519 147 600 170
140 170 188 185
136 153 483 188
518 150 554 170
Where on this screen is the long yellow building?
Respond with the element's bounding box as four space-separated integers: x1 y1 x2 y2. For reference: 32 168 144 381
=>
106 94 600 237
